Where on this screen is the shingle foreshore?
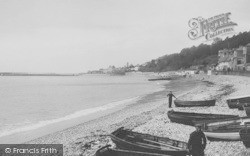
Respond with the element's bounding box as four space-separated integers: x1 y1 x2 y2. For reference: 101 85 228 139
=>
29 74 250 156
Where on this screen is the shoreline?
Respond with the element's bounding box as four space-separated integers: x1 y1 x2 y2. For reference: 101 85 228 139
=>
10 74 250 155
26 77 203 155
0 83 164 143
0 73 163 143
0 96 140 141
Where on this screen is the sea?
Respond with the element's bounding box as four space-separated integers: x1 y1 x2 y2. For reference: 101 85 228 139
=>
0 73 164 140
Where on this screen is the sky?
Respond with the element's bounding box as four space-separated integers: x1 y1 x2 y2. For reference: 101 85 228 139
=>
0 0 249 73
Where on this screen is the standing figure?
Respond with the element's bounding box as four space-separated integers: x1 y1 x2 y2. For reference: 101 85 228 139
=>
167 91 176 108
188 125 207 156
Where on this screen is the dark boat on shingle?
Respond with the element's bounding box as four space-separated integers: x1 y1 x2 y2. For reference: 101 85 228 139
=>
109 127 189 156
174 99 216 107
227 101 250 109
167 110 239 126
148 78 172 81
239 126 250 148
227 95 250 109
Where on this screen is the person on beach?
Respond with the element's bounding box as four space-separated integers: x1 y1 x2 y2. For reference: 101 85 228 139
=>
167 91 176 108
188 124 207 156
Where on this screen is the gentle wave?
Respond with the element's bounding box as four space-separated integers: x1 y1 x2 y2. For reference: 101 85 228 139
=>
0 96 140 138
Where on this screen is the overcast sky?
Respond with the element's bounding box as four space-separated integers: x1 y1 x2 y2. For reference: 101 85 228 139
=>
0 0 249 73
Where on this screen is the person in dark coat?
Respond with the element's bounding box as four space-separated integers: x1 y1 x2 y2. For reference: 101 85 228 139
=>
167 91 176 108
188 124 207 156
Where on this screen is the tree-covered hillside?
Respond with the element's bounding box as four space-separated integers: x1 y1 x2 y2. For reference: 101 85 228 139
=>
139 31 250 72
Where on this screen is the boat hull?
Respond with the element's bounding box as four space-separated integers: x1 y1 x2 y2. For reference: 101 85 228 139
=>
204 131 240 141
200 117 250 141
227 96 250 109
227 101 250 109
239 127 250 148
110 127 188 156
174 99 216 107
167 110 238 126
148 78 172 81
227 96 250 103
148 76 182 81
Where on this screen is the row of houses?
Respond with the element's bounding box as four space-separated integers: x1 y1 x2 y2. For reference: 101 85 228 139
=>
217 43 250 71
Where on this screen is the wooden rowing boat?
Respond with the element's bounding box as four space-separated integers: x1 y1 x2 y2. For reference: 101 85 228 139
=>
227 96 250 109
174 99 216 107
94 145 172 156
244 106 250 117
109 127 189 156
198 117 250 141
239 126 250 148
148 78 172 81
148 76 182 81
227 95 250 103
227 101 250 109
238 103 250 110
167 110 238 126
148 75 183 81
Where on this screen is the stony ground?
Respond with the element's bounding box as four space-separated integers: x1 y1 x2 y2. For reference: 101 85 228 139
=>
134 74 250 156
29 74 250 156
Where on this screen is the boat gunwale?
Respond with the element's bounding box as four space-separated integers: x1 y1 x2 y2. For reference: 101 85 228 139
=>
227 95 250 101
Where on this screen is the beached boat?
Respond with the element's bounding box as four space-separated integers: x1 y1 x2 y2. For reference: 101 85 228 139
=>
109 127 189 156
174 99 216 107
198 117 250 141
227 96 250 109
167 110 239 126
239 126 250 148
148 75 182 81
238 103 250 110
227 101 250 109
148 78 172 81
227 95 250 103
244 106 250 116
94 145 172 156
227 101 239 109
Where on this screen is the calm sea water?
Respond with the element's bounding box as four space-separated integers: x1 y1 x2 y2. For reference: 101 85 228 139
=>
0 74 163 137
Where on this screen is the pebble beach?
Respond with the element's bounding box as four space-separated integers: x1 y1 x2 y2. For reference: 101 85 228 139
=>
28 74 250 156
